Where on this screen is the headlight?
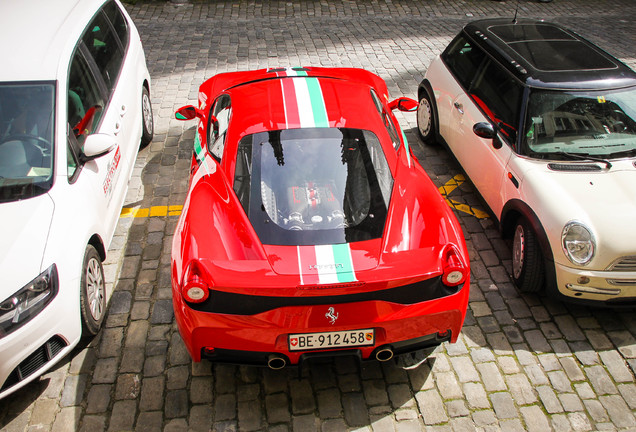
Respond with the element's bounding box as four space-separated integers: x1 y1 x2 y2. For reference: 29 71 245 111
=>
0 265 58 339
561 222 595 265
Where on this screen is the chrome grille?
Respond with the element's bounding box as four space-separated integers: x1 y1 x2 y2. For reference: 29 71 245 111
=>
607 279 636 286
607 256 636 271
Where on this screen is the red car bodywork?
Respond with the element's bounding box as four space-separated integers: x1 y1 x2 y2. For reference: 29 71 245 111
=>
172 67 470 367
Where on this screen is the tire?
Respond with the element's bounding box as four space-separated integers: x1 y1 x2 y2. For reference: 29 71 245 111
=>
80 245 106 336
417 90 436 144
511 217 545 293
140 86 154 147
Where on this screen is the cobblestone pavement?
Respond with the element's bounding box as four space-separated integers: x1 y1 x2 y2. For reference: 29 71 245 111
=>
2 0 636 431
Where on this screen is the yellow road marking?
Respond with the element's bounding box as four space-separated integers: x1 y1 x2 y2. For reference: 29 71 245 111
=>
120 205 183 218
121 176 486 220
439 174 489 219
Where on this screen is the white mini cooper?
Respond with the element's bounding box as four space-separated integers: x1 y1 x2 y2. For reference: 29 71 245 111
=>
417 18 636 306
0 0 152 398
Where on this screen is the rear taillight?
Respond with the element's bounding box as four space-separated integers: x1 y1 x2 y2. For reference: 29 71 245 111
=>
441 244 468 287
182 261 210 303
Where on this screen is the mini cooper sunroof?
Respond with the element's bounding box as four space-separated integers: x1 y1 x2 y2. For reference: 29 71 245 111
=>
489 23 617 72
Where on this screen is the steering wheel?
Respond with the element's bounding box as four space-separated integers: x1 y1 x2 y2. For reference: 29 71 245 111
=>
0 133 52 156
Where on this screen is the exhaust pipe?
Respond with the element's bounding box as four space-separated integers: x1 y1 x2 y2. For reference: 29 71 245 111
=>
375 347 394 362
267 355 287 370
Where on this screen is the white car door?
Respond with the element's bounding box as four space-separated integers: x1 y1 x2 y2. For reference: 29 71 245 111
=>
78 4 141 243
445 59 523 218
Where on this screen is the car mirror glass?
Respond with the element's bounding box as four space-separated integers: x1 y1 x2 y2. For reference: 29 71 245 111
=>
175 105 201 120
388 97 418 112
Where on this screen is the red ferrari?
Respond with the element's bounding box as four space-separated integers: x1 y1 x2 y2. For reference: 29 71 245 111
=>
172 67 470 369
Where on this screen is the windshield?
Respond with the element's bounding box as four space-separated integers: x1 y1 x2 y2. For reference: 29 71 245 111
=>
234 127 393 246
523 86 636 159
0 82 55 203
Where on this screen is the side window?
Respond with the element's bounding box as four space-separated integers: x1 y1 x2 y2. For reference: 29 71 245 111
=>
470 60 524 144
208 95 231 162
370 90 400 150
102 1 129 49
82 10 124 93
67 51 105 179
442 35 487 89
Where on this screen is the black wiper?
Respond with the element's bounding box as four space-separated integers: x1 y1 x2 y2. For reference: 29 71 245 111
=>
544 151 612 169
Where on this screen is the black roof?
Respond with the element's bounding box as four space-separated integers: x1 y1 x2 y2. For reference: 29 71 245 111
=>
462 18 636 90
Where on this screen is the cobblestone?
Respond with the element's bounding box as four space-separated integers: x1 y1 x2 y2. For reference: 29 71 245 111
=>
2 1 636 431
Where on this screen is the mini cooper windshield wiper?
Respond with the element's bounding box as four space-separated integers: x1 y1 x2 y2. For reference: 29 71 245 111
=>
548 151 613 169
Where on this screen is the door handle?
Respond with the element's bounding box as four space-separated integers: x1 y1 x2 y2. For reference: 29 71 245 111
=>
453 102 464 115
120 104 127 117
114 122 121 135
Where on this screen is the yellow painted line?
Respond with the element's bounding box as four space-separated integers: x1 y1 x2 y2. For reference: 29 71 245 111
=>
439 174 489 219
120 176 486 220
120 205 183 218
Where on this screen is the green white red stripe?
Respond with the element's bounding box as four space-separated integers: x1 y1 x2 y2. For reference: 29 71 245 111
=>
279 68 330 129
194 133 215 175
298 244 357 285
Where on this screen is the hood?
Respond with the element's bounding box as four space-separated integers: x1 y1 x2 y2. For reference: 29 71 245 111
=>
0 195 54 297
522 164 636 265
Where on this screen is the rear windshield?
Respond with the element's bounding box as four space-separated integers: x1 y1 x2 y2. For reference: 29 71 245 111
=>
0 82 55 203
234 127 393 246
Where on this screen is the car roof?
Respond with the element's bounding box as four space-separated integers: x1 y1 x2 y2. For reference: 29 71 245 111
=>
0 0 106 81
462 18 636 90
216 68 392 139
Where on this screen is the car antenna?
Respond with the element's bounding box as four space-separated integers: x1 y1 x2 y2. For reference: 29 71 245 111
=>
512 0 520 23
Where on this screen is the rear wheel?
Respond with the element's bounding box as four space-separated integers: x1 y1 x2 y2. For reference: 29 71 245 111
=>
511 217 545 293
417 90 436 144
141 86 153 147
80 245 106 336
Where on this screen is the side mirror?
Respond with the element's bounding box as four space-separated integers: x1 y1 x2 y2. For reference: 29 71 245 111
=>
388 97 418 112
175 105 204 121
81 133 116 162
473 122 502 149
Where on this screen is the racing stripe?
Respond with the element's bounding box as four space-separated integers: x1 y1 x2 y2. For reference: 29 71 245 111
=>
280 68 330 128
298 244 357 285
330 243 357 283
314 245 340 284
194 133 215 175
297 245 320 285
280 77 300 128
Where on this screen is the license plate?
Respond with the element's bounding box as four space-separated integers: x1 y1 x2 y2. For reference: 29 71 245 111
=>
288 329 375 351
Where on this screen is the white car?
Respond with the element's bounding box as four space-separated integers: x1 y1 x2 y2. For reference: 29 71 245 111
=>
0 0 153 398
417 18 636 305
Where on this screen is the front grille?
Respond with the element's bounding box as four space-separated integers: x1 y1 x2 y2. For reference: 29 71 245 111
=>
607 256 636 271
607 279 636 286
547 163 602 172
189 277 462 315
1 336 67 391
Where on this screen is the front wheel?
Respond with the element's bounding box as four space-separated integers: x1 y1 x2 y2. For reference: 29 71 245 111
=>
511 217 545 293
417 90 436 145
141 86 154 147
80 245 106 336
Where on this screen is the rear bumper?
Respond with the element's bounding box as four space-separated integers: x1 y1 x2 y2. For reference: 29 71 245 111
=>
201 331 450 368
173 284 469 364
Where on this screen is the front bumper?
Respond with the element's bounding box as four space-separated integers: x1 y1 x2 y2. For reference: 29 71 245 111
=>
173 284 469 364
0 280 82 399
555 262 636 306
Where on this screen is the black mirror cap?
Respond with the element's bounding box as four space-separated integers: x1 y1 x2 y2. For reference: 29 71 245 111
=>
473 122 496 139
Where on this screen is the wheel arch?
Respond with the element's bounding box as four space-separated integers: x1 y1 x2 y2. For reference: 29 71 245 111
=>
501 199 559 294
501 199 554 263
417 79 440 141
88 234 106 262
